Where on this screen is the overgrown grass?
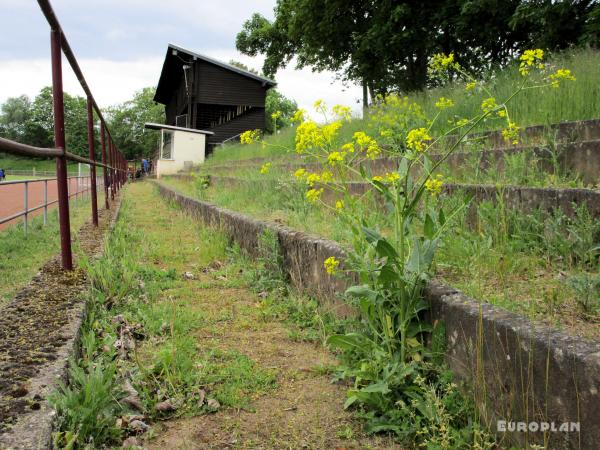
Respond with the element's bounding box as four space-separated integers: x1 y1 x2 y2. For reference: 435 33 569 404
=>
160 176 600 338
0 193 105 303
206 49 600 165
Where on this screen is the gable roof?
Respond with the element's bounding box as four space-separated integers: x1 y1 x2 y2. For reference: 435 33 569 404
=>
154 43 276 105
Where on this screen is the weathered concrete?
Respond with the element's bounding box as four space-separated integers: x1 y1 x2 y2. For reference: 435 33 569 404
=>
205 175 600 220
0 197 123 450
158 182 600 449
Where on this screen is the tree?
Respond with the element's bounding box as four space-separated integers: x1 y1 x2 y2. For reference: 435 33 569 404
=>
236 0 600 94
0 95 32 142
265 89 298 134
105 87 164 160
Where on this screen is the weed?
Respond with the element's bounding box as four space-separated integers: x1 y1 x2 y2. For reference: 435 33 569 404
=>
567 273 600 319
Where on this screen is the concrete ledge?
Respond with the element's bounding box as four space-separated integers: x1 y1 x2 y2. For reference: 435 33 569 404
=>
201 175 600 220
0 197 123 450
157 182 600 449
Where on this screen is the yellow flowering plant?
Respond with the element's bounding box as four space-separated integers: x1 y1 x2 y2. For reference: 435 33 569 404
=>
237 50 574 448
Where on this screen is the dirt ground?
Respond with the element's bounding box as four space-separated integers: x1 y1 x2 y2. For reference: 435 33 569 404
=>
120 182 401 450
0 177 93 230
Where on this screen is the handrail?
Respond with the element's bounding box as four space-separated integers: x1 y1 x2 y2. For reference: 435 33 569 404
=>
0 0 130 269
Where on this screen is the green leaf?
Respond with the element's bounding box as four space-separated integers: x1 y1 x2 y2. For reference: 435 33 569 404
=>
423 214 435 239
326 333 367 351
361 381 391 394
375 239 399 260
346 285 378 301
438 208 446 226
362 226 382 245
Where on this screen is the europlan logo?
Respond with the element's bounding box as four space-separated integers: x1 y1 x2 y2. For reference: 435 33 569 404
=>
497 420 580 433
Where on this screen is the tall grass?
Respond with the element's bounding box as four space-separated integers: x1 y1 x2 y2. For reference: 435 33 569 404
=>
207 49 600 164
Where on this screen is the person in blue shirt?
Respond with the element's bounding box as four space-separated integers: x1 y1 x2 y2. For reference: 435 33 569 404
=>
142 159 149 174
0 168 5 181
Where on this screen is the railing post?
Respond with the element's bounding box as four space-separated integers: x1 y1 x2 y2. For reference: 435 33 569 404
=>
51 28 73 270
109 140 115 199
86 96 98 226
43 179 48 225
23 181 28 234
100 122 109 209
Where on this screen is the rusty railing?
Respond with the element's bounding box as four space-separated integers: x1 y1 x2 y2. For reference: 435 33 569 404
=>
0 0 128 270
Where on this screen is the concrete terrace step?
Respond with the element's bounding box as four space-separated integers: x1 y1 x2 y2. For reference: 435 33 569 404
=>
202 118 600 172
201 175 600 219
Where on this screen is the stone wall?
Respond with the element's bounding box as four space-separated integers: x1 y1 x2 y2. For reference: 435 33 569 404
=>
158 182 600 449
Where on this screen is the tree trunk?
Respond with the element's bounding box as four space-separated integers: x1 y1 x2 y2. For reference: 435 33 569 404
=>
362 80 369 118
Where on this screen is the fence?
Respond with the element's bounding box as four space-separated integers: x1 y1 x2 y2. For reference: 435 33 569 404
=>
0 0 128 270
0 175 102 233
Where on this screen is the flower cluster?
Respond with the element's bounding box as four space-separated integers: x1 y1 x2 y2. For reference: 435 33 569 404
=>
295 120 324 153
429 53 458 74
306 188 324 203
323 256 340 275
335 200 344 211
332 104 352 121
548 68 576 88
240 129 261 145
465 81 477 91
352 131 380 159
425 174 444 196
327 151 346 166
271 110 282 120
519 49 545 76
260 162 271 174
291 108 306 124
501 121 520 145
480 97 498 114
435 97 454 110
406 128 431 152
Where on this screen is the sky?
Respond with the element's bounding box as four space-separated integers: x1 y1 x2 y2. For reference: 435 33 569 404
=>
0 0 363 115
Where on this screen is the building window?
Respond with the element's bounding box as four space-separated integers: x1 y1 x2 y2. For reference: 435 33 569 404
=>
161 130 174 159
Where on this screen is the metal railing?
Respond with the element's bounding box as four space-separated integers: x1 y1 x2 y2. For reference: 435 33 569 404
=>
0 175 102 233
0 0 129 270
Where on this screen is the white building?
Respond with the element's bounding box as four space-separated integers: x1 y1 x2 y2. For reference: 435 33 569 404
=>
144 123 214 178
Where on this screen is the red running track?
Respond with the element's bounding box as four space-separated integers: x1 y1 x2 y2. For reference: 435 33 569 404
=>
0 177 93 231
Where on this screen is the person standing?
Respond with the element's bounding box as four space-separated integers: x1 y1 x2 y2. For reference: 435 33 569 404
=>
0 168 5 182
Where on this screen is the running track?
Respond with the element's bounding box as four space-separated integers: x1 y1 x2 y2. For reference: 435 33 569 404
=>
0 178 94 230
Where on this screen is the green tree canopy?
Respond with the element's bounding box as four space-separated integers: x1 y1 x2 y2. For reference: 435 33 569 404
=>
105 87 164 160
236 0 599 94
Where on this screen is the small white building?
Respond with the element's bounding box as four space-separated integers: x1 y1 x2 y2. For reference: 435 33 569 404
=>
144 123 214 178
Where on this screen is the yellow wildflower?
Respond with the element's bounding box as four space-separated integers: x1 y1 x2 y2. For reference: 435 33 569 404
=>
497 109 507 118
501 121 520 145
456 118 470 127
313 99 326 110
322 121 342 143
366 142 381 159
306 172 321 186
425 174 444 196
291 108 306 123
465 81 476 91
306 188 324 203
323 256 340 275
481 97 498 114
327 151 345 166
406 128 431 152
293 168 307 180
435 97 454 109
332 104 352 121
341 142 355 153
320 170 334 183
429 53 456 73
385 172 400 183
519 49 545 76
260 162 271 174
353 131 374 147
548 68 576 88
271 110 282 120
335 200 344 211
372 175 384 182
240 129 260 145
295 120 324 153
